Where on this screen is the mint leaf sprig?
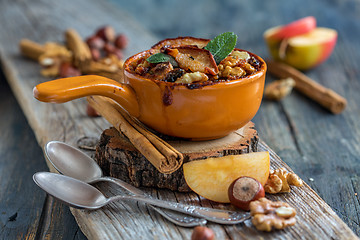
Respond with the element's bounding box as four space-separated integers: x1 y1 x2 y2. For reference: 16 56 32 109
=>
146 52 178 67
204 32 237 64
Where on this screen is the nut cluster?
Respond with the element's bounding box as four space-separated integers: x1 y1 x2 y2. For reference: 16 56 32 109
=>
37 42 74 77
250 197 296 232
20 27 129 117
20 26 128 79
86 26 128 61
264 168 303 194
218 51 255 79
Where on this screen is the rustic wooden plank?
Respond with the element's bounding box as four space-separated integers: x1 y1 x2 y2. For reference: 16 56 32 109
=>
0 0 359 239
70 140 358 239
0 73 85 240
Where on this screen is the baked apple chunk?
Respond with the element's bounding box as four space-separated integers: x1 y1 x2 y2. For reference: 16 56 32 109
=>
166 46 218 75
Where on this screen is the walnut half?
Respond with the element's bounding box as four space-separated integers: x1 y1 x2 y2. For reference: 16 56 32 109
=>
264 168 303 194
250 198 296 232
264 77 296 100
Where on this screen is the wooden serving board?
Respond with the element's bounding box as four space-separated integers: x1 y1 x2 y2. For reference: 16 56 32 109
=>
0 0 358 239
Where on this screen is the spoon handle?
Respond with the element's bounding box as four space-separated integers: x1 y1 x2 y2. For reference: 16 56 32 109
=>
108 195 250 224
100 176 147 196
101 176 207 227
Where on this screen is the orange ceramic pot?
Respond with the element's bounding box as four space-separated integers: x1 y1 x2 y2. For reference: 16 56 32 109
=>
34 48 266 140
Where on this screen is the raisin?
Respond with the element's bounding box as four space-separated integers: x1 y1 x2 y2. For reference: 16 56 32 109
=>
164 69 185 82
249 56 261 70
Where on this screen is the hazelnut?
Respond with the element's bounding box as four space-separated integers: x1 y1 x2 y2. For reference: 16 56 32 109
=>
90 48 101 61
191 226 214 240
86 104 100 117
59 62 81 78
96 26 115 42
86 36 105 49
228 176 265 211
104 43 116 55
114 34 128 49
111 49 123 60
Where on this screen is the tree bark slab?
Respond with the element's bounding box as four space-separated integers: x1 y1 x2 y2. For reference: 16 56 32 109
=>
95 122 258 192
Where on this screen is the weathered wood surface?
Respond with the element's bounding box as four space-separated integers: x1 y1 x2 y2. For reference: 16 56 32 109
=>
72 141 358 239
113 0 360 236
0 0 359 239
0 72 86 239
95 122 258 192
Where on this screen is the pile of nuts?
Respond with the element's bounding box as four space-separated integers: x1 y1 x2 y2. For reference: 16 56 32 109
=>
218 51 256 79
19 26 128 80
86 26 128 62
20 26 129 117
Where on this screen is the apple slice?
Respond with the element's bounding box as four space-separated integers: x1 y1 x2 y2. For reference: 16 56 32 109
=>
183 152 270 203
151 36 210 50
166 46 219 75
264 16 317 40
283 27 337 70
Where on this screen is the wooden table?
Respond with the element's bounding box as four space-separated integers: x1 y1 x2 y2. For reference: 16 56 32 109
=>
0 0 359 239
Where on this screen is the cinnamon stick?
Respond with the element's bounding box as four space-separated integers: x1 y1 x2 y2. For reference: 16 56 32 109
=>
267 60 347 114
65 29 92 71
87 96 183 174
19 39 45 60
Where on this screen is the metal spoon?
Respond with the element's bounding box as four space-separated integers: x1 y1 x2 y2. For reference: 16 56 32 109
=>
33 172 250 224
44 141 206 227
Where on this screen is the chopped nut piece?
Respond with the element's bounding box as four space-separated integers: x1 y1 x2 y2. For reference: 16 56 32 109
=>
275 206 296 218
264 168 303 194
230 50 250 60
37 42 73 77
264 77 296 100
286 171 303 187
175 72 208 84
218 50 255 79
39 57 55 67
41 64 60 77
264 174 282 193
250 198 296 232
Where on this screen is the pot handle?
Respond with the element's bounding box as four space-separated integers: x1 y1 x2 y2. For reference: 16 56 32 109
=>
33 75 140 117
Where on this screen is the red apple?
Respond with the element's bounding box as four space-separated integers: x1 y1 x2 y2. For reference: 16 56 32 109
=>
264 16 316 40
265 27 337 70
283 27 337 69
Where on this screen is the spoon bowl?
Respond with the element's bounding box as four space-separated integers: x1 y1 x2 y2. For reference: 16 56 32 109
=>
33 172 107 209
45 141 102 183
